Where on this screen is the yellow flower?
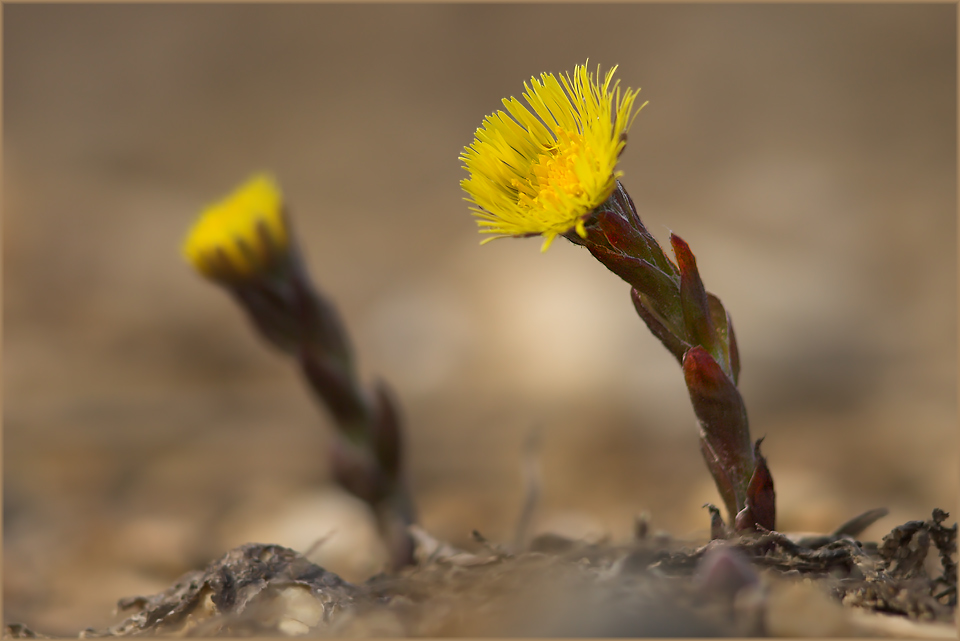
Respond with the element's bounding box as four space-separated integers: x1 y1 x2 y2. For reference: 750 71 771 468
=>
183 174 289 280
460 62 645 251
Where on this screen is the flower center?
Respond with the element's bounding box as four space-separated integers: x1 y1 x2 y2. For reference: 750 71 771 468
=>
513 128 586 211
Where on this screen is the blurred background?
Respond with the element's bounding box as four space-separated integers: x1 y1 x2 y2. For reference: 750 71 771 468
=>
4 4 956 634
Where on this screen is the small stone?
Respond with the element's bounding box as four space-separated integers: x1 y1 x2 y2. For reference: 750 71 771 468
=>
694 543 759 598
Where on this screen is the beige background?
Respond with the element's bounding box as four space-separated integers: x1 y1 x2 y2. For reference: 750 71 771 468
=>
4 4 956 634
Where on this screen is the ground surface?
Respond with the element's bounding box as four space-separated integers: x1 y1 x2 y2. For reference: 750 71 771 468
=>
7 511 957 637
4 5 957 635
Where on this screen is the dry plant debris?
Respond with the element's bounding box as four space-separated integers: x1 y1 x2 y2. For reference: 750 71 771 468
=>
6 510 954 638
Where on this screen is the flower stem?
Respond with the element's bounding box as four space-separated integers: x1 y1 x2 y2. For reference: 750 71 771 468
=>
571 182 775 530
234 248 417 568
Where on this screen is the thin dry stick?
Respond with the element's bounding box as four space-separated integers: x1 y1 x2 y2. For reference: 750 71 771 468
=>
513 425 543 551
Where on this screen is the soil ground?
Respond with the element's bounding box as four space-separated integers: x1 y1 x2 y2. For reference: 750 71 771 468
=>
4 5 957 636
7 511 957 637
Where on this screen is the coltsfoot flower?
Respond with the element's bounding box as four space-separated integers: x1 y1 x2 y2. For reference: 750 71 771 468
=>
461 64 773 532
183 174 289 280
461 61 645 251
182 174 417 567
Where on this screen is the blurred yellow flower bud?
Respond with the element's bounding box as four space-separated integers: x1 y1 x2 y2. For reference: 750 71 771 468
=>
183 174 288 280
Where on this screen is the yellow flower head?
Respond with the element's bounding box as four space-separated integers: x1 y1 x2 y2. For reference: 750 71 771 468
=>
461 62 645 251
183 174 289 281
